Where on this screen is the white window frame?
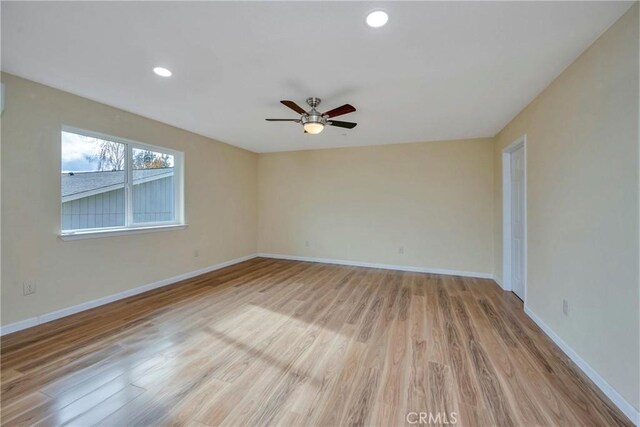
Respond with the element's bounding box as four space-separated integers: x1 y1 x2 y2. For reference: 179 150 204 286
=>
59 126 185 240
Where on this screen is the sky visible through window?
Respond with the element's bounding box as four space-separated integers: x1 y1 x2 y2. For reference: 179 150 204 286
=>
61 131 104 172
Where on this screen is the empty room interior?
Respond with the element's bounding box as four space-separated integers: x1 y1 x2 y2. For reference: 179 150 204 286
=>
1 1 639 426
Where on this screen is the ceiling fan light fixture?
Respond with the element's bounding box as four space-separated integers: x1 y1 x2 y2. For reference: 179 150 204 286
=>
303 122 324 134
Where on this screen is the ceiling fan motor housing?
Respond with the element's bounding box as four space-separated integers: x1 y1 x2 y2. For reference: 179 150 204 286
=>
301 113 328 126
302 97 328 126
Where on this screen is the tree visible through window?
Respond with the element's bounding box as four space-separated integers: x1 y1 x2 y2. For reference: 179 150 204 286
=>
88 138 126 171
61 130 183 233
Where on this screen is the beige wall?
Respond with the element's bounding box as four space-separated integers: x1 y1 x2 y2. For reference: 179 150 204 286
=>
493 4 639 410
258 139 494 275
0 73 258 325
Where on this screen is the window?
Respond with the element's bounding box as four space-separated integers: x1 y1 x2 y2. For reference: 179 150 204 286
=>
61 129 183 236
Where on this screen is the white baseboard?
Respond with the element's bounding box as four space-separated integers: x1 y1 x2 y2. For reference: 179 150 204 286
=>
0 254 258 337
0 317 40 336
524 305 639 425
257 252 494 279
493 275 505 289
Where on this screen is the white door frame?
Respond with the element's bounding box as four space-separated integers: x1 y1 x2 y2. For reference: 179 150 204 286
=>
502 135 527 302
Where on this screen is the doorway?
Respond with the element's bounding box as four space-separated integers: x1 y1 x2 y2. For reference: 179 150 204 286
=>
502 136 527 301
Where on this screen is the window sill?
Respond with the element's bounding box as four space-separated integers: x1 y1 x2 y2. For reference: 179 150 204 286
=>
59 224 187 241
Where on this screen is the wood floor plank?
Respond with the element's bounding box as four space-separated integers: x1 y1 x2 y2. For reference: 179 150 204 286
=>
1 258 633 427
0 391 51 424
60 384 146 426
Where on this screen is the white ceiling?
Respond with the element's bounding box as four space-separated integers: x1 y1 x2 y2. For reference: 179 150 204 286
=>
1 1 633 153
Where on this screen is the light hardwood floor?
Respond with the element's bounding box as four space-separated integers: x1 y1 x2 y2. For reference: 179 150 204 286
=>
0 258 632 426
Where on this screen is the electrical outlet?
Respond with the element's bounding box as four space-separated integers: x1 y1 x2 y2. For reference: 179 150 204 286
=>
562 299 569 316
399 246 404 255
23 281 36 296
305 240 310 248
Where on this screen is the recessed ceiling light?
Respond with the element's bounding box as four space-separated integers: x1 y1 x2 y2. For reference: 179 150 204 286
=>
153 67 172 77
366 10 388 28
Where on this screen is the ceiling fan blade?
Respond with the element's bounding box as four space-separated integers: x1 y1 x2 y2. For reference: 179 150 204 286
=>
328 120 357 129
265 119 300 122
323 104 356 118
280 100 307 115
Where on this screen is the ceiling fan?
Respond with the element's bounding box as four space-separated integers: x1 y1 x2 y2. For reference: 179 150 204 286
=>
266 97 357 134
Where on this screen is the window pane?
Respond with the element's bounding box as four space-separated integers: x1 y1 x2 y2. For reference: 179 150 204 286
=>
131 148 175 223
61 131 126 231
